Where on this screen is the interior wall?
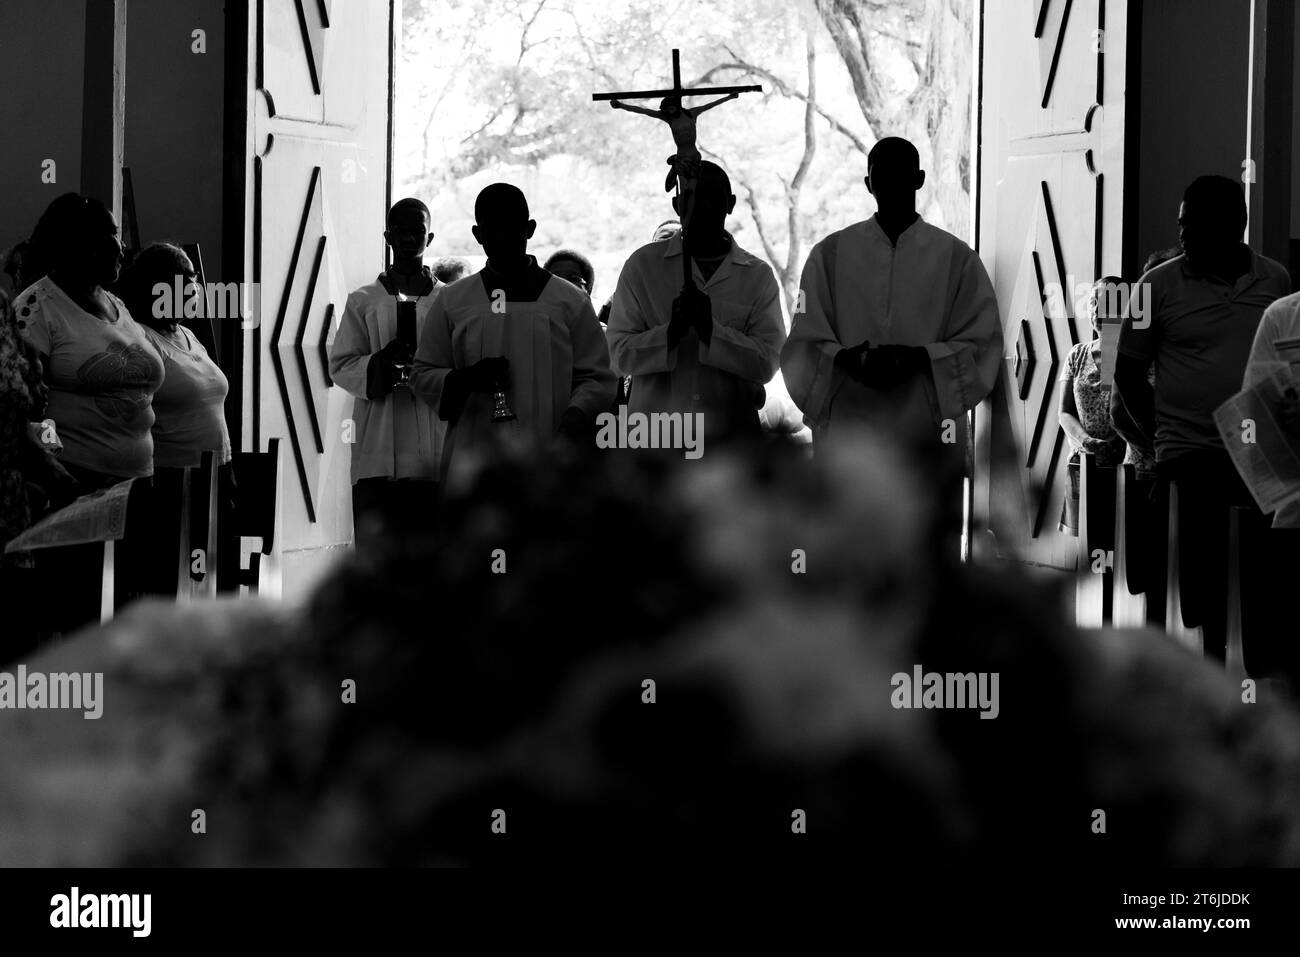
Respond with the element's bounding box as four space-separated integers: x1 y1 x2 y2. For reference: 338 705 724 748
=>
124 0 226 280
0 0 87 272
1135 0 1251 274
1293 12 1300 237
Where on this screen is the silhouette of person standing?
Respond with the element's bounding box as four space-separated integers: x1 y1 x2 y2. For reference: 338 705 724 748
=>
782 137 1002 535
606 161 784 445
1112 175 1289 662
410 184 616 484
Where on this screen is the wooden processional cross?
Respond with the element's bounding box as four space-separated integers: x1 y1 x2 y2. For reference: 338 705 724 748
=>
593 50 761 289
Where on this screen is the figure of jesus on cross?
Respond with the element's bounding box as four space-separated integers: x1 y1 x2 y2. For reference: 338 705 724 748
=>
594 50 760 289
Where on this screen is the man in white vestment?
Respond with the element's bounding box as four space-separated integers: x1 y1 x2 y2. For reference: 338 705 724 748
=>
606 161 786 447
410 183 617 484
781 137 1002 534
782 137 1001 445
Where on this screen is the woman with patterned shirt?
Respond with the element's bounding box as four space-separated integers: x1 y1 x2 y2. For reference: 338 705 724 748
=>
1058 277 1128 534
15 194 165 631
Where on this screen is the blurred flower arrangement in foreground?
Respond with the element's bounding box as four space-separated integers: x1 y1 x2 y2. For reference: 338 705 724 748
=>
6 431 1300 866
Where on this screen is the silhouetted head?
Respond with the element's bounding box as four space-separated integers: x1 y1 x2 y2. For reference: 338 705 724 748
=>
385 198 433 263
865 137 925 216
1142 246 1181 274
1088 275 1124 336
2 240 31 294
659 95 683 117
472 184 536 263
30 193 123 289
1179 176 1246 264
672 161 735 239
544 249 595 297
652 220 681 242
431 256 470 284
116 242 195 331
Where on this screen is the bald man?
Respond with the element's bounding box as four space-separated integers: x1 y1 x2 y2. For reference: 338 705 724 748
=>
1112 175 1289 663
410 184 616 483
781 137 1001 535
782 137 1001 446
607 161 785 445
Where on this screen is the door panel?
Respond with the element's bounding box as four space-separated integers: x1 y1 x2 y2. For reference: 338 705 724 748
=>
975 0 1127 569
245 0 392 599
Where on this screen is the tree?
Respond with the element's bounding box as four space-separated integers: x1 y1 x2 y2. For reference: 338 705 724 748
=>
814 0 972 237
396 0 973 315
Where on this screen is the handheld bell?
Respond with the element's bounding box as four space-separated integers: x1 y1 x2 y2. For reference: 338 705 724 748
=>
491 373 517 423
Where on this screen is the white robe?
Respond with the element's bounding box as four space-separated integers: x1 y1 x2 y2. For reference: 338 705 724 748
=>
328 277 446 482
781 215 1003 442
1244 290 1300 527
410 270 617 483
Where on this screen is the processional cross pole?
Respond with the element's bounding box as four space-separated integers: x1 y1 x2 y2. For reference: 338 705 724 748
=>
593 49 761 290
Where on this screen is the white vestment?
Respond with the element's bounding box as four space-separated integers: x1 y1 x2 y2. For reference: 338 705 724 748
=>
1244 290 1300 527
411 267 617 483
781 215 1002 441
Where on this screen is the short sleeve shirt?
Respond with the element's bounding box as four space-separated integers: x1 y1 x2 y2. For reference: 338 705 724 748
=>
142 324 231 468
15 278 165 477
1116 251 1290 462
1245 292 1300 527
1060 341 1116 439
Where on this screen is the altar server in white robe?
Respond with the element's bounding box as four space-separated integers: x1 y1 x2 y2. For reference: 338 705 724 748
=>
410 183 617 483
606 160 785 445
781 137 1002 449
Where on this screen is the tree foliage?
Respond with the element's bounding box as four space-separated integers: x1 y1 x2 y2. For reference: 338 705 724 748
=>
396 0 972 315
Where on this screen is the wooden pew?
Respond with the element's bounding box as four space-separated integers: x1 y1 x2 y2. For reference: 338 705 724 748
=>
1075 454 1117 626
1230 507 1297 683
1111 465 1146 626
183 451 220 600
1117 465 1167 628
229 438 283 597
101 480 154 624
1164 482 1204 654
1225 507 1247 678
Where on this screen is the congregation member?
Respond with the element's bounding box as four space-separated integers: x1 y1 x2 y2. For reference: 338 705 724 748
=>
410 184 616 482
330 198 447 555
651 220 681 242
1112 175 1289 661
606 160 785 445
1236 286 1300 685
115 243 233 595
781 136 1001 534
2 240 32 300
16 193 165 631
544 248 596 298
1110 248 1182 479
431 256 470 285
1058 277 1128 535
0 286 74 657
546 247 630 408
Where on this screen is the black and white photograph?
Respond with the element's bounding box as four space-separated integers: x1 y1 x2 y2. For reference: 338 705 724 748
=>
0 0 1298 938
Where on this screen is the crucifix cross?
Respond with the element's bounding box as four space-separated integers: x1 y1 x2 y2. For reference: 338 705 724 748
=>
594 49 761 288
591 49 760 104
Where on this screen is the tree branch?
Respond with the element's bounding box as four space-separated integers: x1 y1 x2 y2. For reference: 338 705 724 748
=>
785 35 817 287
734 175 784 286
814 0 889 133
696 59 871 156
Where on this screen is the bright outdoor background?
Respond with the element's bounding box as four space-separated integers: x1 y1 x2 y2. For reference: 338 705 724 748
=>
394 0 973 424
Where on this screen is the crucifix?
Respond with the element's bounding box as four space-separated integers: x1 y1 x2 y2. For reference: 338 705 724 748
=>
594 50 761 290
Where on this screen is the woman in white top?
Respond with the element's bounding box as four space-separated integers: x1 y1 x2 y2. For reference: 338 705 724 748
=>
116 244 230 468
16 194 165 631
116 243 233 596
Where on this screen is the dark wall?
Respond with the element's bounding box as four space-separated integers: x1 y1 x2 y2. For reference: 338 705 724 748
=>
124 0 226 280
1135 0 1252 272
0 0 87 270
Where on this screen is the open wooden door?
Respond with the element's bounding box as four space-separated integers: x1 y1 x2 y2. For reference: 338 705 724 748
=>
972 0 1129 571
238 0 394 600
